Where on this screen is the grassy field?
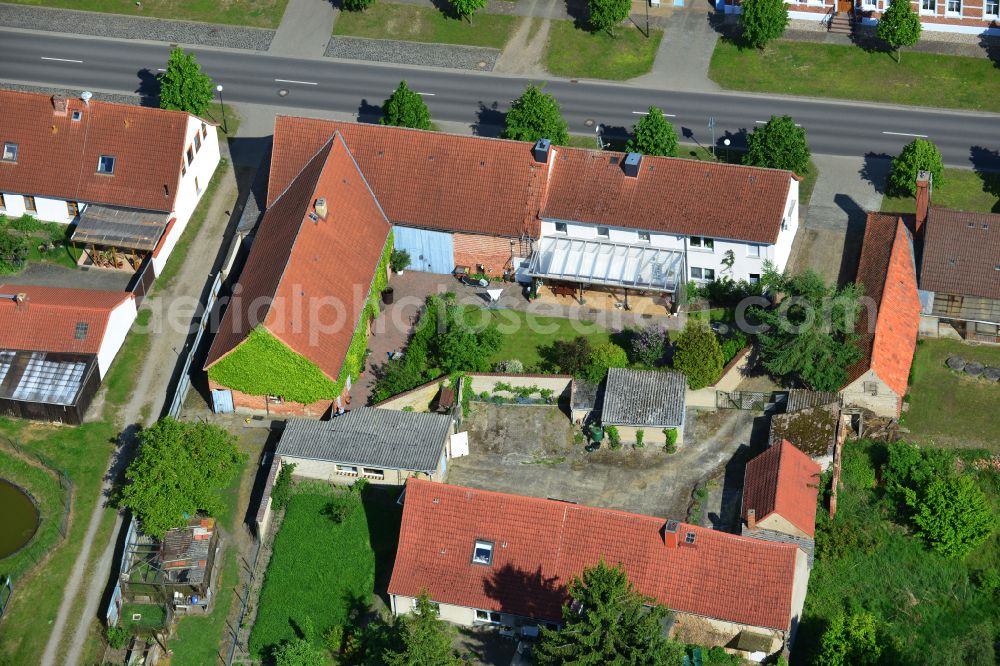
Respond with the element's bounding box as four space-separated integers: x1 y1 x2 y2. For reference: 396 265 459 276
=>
709 39 1000 113
249 486 376 658
334 4 517 49
795 440 999 663
4 0 288 28
902 339 1000 451
458 306 613 369
882 168 1000 215
545 20 662 80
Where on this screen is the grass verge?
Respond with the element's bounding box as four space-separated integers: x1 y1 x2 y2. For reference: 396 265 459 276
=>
901 339 1000 452
796 439 999 663
709 39 1000 113
3 0 289 28
334 4 517 49
881 168 1000 214
545 20 662 80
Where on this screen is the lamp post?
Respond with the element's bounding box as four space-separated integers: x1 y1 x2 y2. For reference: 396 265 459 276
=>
645 0 650 39
216 84 228 134
596 123 605 150
723 138 731 164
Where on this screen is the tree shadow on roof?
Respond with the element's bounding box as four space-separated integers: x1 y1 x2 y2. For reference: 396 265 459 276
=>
482 562 567 623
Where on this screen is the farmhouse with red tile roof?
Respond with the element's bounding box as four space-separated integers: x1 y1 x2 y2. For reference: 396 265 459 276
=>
388 479 811 656
0 90 220 276
0 284 136 423
841 214 921 418
204 133 391 417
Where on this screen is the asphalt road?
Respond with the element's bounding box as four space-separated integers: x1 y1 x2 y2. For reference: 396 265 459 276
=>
1 28 999 169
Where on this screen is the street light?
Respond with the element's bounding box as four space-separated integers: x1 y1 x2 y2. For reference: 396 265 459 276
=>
723 138 731 163
216 84 228 134
596 123 605 150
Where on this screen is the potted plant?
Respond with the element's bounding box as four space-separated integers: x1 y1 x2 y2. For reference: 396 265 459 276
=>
390 249 411 275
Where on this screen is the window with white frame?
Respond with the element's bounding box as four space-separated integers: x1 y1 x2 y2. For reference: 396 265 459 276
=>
472 539 494 565
690 236 714 251
597 226 610 238
2 143 18 162
987 0 999 16
412 598 440 614
97 155 115 174
475 609 502 624
638 231 651 242
336 464 358 475
946 0 960 13
921 0 935 11
194 133 202 152
749 273 761 284
555 222 568 233
23 196 36 213
362 467 384 478
690 267 715 282
747 244 761 258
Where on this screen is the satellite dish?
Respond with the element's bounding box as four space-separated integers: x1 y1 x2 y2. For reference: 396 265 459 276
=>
80 91 92 105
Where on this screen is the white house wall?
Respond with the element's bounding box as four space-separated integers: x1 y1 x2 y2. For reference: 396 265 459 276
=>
97 295 138 378
0 193 83 224
774 178 800 272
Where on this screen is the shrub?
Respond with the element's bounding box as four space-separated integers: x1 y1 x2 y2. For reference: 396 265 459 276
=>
389 249 411 272
584 342 629 383
635 429 645 448
271 462 296 512
702 276 763 307
663 428 678 453
841 447 877 490
543 336 593 376
342 0 374 9
106 625 131 650
815 611 886 666
431 304 503 373
493 359 524 374
906 475 995 558
719 330 749 366
324 495 356 524
606 425 621 450
630 324 670 366
672 320 724 389
323 624 344 655
0 228 30 274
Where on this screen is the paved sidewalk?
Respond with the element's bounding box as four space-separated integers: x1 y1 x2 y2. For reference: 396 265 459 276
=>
631 8 724 91
269 0 337 58
788 154 888 286
784 21 999 59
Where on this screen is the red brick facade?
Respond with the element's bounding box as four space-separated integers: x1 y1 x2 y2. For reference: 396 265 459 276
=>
727 0 1000 28
208 379 351 418
452 232 531 277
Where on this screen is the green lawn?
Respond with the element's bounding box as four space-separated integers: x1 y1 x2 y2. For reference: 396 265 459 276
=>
545 20 662 80
902 339 1000 451
458 306 613 370
334 4 518 49
709 39 1000 113
882 168 1000 215
0 214 83 274
4 0 289 28
122 603 167 630
795 440 999 663
249 486 376 657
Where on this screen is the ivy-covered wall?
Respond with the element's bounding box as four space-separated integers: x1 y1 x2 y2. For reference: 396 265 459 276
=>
208 231 393 405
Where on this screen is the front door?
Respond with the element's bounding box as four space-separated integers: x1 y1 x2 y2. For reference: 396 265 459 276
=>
838 0 853 12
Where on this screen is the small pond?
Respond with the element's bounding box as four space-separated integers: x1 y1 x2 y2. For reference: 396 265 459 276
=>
0 479 40 559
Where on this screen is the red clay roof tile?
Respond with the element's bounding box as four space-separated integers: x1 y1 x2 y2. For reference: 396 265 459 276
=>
389 479 800 631
269 118 793 244
0 284 131 355
742 439 822 538
204 133 390 381
0 90 197 212
920 207 1000 300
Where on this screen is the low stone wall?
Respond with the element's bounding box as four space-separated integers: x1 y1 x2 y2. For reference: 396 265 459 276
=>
715 347 752 393
375 377 445 412
465 373 573 401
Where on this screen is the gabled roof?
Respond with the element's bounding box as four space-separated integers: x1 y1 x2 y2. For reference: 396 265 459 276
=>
204 132 391 381
269 118 794 244
601 367 686 427
389 479 801 632
0 284 132 355
742 439 821 538
277 407 451 472
0 90 198 212
845 215 921 397
920 207 1000 300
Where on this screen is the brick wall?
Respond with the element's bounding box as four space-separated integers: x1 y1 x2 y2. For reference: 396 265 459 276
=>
208 379 349 418
452 233 526 277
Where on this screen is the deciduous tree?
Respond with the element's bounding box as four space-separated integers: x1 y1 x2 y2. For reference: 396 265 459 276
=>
502 84 569 145
542 336 594 376
448 0 488 22
274 637 326 666
431 306 503 373
383 593 462 666
342 0 374 9
626 106 679 157
887 138 944 197
816 611 885 666
584 342 629 383
743 114 811 176
120 418 246 539
534 561 685 665
907 475 995 558
158 47 214 116
672 320 725 389
381 81 432 130
740 0 789 49
749 268 863 392
878 0 921 63
588 0 631 36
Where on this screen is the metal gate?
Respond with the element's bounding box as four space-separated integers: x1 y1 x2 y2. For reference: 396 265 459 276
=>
212 389 235 414
392 225 454 274
716 390 769 410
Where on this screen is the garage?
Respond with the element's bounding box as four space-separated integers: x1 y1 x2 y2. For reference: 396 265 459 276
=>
393 225 454 274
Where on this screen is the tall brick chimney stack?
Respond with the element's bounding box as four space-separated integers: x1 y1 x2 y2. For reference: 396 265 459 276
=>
747 508 757 530
664 520 679 549
915 171 932 238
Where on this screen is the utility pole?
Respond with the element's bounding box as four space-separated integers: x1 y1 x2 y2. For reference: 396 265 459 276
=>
708 116 716 159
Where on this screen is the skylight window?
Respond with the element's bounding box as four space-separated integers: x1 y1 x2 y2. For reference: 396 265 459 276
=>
72 110 83 121
97 155 115 174
472 539 494 566
74 322 89 340
2 143 18 162
684 531 697 544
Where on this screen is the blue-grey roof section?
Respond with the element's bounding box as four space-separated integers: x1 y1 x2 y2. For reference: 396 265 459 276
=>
277 407 452 472
601 367 686 427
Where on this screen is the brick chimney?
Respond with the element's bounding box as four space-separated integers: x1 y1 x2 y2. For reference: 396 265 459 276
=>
747 508 757 530
664 519 679 549
915 171 931 237
52 94 68 116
